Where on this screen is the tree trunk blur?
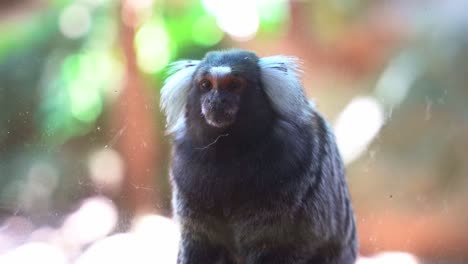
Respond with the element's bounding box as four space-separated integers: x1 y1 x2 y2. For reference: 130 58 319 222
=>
113 0 161 225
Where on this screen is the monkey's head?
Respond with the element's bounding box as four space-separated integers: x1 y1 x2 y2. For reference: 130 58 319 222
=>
161 49 313 137
191 50 260 129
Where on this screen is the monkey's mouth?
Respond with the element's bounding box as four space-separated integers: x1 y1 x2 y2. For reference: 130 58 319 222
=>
201 105 238 128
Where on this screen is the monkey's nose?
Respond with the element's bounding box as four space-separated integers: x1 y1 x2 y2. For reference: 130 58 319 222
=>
207 96 227 106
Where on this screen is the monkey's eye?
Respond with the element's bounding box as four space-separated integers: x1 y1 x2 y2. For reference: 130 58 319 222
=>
228 80 243 92
199 79 212 91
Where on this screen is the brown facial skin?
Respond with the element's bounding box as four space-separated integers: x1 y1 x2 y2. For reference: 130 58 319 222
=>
196 70 246 128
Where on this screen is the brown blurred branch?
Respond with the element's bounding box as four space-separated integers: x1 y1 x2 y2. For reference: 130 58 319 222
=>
113 0 161 220
0 0 47 24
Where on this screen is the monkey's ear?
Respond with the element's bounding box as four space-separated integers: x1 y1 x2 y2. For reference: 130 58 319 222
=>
258 56 312 123
161 60 200 134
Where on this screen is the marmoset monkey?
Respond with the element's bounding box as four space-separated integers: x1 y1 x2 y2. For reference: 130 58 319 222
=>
161 50 358 264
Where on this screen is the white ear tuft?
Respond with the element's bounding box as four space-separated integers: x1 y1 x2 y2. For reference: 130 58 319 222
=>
160 60 200 134
259 56 312 123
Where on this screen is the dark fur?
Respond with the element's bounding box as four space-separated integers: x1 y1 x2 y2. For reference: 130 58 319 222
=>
165 50 358 264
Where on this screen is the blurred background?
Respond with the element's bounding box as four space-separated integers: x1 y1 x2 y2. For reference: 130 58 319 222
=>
1 0 468 263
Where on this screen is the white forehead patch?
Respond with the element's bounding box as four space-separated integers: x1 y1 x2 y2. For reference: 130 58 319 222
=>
209 66 231 77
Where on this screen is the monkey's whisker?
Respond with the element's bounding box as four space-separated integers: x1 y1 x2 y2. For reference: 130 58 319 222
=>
196 133 229 150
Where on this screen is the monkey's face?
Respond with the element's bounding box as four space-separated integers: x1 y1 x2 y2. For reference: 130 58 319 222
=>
192 51 260 129
196 68 244 128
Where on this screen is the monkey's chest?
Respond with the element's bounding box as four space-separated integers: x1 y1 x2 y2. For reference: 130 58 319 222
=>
173 164 285 215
